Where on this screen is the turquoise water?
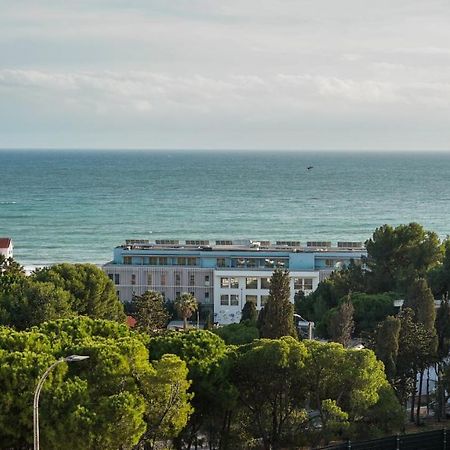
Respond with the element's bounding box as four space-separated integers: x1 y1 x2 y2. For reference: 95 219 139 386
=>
1 150 449 267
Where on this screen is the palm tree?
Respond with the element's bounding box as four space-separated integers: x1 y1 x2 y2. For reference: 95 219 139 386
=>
175 293 198 330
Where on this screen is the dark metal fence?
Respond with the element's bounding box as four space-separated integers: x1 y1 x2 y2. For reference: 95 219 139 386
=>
319 428 449 450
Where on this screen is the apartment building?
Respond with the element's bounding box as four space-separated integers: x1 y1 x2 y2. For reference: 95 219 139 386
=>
103 239 366 324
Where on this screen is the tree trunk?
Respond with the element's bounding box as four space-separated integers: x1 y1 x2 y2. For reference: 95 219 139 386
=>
183 316 187 330
410 372 417 423
426 367 430 417
416 369 424 425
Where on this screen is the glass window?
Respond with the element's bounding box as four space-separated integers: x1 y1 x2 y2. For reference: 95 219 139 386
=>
177 257 186 266
114 274 120 285
264 258 275 268
107 273 113 281
230 277 239 289
246 277 258 289
149 257 158 266
189 274 195 286
187 257 197 266
175 272 181 286
247 259 256 268
261 295 270 306
221 294 229 306
176 291 180 298
159 257 168 266
294 278 303 290
131 274 136 285
230 294 239 306
236 258 245 268
205 292 210 299
205 275 210 283
221 277 229 288
147 273 152 286
217 258 226 267
304 278 313 290
261 277 271 289
246 295 257 305
160 272 167 286
124 256 132 265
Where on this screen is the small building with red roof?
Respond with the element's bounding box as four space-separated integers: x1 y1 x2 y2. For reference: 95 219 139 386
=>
0 238 13 259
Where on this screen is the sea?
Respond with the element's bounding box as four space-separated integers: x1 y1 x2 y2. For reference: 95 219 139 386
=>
1 150 449 269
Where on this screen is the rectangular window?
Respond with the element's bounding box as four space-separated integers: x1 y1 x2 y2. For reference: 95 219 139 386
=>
221 277 230 288
246 277 258 289
230 294 239 306
204 275 210 286
175 272 181 286
177 257 186 266
187 257 197 266
124 256 132 265
176 291 181 298
261 295 270 306
131 274 136 285
304 278 313 290
205 292 210 299
149 257 158 266
261 277 271 289
107 273 113 281
294 278 303 290
147 273 152 286
247 259 256 268
217 258 226 268
161 271 167 286
159 257 168 266
246 295 257 305
189 274 195 286
221 294 229 306
114 274 120 285
230 277 239 289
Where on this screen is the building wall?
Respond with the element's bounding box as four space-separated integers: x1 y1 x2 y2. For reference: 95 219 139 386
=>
0 240 13 259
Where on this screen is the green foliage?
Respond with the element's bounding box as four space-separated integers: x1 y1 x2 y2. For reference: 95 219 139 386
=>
174 293 198 330
258 269 296 339
33 263 125 321
213 322 259 345
131 290 170 336
0 280 73 329
232 337 309 449
240 300 257 324
0 316 191 449
365 223 442 293
404 278 436 331
327 295 354 347
0 255 25 293
373 315 401 381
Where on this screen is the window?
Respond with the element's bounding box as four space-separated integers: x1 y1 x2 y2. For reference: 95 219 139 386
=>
177 257 186 266
159 257 168 266
247 259 256 268
176 291 181 298
161 272 167 286
246 277 258 289
189 274 195 286
236 258 245 268
204 275 210 286
294 278 303 290
246 295 257 305
131 274 136 285
294 278 314 291
205 292 210 299
149 257 158 266
147 273 152 286
124 256 132 265
230 277 239 288
221 277 230 288
114 274 120 285
304 278 313 290
116 290 120 298
187 257 197 266
107 273 113 281
175 272 181 286
217 258 226 268
230 294 239 306
261 295 270 306
221 294 229 306
261 277 271 289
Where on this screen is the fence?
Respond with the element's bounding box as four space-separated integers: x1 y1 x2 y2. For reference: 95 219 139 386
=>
319 428 449 450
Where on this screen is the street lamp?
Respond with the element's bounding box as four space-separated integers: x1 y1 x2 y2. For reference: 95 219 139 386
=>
33 355 89 450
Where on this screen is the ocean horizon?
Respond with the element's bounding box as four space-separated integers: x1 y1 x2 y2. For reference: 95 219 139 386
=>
1 149 450 268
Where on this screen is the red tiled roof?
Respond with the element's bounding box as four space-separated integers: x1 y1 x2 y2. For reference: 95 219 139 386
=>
0 238 11 249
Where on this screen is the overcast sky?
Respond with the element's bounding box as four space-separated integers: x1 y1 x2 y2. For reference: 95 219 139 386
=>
1 0 450 150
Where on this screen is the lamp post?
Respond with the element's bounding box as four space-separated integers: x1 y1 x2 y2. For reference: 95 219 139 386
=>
33 355 89 450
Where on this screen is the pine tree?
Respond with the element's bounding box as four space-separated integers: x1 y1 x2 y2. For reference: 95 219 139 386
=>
404 278 436 331
374 315 401 381
240 300 258 324
132 290 170 335
328 294 354 347
258 269 296 339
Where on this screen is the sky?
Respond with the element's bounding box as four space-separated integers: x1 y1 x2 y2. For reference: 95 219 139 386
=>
1 0 450 151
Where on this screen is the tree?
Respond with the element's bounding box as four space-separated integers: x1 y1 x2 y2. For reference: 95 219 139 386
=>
131 290 169 336
0 317 191 449
0 280 73 329
33 263 125 322
174 293 198 330
0 255 25 293
365 223 442 293
404 278 436 331
149 330 236 450
328 294 354 347
232 337 309 450
258 269 296 339
240 300 257 324
213 322 259 345
373 315 401 382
